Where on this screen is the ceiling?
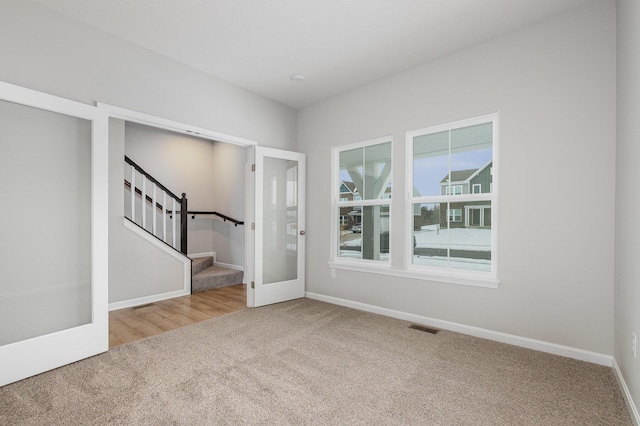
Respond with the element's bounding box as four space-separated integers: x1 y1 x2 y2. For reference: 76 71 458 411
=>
31 0 596 109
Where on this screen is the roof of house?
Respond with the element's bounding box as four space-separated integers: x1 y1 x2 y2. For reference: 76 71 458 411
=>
440 169 477 184
440 160 493 184
340 181 357 193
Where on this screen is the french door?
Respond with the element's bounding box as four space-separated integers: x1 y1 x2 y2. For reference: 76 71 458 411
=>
248 146 305 307
0 81 109 386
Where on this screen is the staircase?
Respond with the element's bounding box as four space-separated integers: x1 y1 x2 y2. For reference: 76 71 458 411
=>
191 257 244 293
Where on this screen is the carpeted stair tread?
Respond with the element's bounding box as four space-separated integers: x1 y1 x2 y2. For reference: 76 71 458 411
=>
191 257 213 276
192 264 243 293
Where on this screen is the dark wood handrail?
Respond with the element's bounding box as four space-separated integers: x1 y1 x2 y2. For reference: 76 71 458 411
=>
188 211 244 226
125 155 182 202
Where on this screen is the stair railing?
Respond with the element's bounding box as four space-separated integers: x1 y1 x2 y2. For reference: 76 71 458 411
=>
124 156 188 254
187 211 244 226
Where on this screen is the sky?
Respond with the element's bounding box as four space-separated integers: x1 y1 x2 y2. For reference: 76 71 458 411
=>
414 148 492 196
339 148 492 197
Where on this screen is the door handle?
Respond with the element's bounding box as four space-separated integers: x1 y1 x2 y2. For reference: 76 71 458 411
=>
299 230 306 235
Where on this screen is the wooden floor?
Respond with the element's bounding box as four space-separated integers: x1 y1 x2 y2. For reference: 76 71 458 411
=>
109 284 247 348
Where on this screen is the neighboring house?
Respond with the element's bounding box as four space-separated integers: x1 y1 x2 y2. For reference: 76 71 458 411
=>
339 181 391 232
339 181 361 228
439 160 492 229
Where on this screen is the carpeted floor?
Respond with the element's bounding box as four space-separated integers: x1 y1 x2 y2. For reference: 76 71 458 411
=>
0 298 633 425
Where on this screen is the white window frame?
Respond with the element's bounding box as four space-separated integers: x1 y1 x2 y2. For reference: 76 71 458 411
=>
448 208 462 222
472 184 482 194
330 135 393 268
405 113 499 287
445 185 463 195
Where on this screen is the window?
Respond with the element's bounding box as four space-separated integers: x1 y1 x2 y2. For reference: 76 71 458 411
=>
448 208 462 222
329 114 497 287
332 136 392 262
408 113 497 279
445 185 463 195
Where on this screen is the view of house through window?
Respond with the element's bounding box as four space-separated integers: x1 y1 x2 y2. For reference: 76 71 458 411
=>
331 114 496 283
335 138 392 261
409 114 496 273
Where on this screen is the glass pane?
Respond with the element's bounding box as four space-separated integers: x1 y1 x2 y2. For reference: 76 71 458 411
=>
450 201 492 271
449 122 493 195
414 123 493 197
364 142 392 200
413 202 491 272
339 141 391 201
413 130 449 197
339 147 362 202
338 205 389 261
262 157 298 284
413 203 447 267
0 99 92 346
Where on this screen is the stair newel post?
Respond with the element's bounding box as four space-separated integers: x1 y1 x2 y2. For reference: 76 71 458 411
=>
180 193 188 255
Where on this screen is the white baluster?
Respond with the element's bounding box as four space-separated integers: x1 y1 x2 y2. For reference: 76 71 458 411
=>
172 198 177 249
152 182 157 235
131 167 136 222
141 177 147 229
162 191 167 243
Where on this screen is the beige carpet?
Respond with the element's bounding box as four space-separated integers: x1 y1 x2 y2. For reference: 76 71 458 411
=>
0 298 632 425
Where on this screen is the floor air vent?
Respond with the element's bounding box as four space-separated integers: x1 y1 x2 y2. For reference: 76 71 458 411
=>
409 324 440 334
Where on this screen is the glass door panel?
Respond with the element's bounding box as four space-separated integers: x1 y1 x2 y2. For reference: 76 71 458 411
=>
0 81 108 386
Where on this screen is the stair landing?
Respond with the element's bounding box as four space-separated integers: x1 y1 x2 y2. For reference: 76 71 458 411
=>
191 256 244 293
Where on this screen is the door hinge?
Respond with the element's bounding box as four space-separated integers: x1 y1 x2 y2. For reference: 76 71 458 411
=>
251 222 255 230
251 281 255 289
251 164 255 172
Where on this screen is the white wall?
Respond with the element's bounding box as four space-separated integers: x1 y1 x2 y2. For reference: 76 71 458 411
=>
615 0 640 415
297 1 616 355
210 142 247 266
109 119 187 304
0 0 296 305
0 0 296 151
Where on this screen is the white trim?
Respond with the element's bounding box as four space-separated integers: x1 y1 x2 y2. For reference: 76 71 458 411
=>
245 148 256 308
214 261 244 272
96 102 258 147
306 292 612 366
189 251 216 260
332 136 393 265
334 134 393 152
406 112 499 140
406 112 499 283
0 80 98 120
108 288 190 311
328 261 499 288
613 359 640 425
123 218 191 296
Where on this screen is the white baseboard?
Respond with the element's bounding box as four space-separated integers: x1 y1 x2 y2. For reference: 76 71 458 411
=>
305 292 613 367
121 219 192 310
613 358 640 425
214 261 243 271
109 288 190 311
215 261 245 284
189 251 215 260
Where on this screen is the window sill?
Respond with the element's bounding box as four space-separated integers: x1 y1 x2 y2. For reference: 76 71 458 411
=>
328 261 499 288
